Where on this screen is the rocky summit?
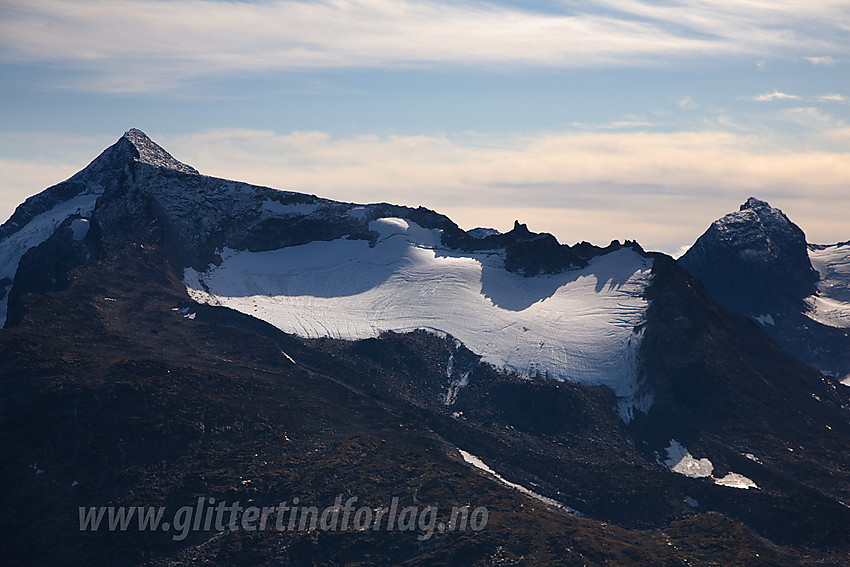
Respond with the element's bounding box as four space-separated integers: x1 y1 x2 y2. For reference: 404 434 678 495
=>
679 197 850 384
678 197 818 316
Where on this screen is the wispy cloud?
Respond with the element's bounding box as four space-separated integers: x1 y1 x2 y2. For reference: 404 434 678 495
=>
569 120 658 130
746 91 801 102
815 93 846 102
0 0 847 93
778 107 845 130
677 96 699 110
743 92 848 104
800 56 839 65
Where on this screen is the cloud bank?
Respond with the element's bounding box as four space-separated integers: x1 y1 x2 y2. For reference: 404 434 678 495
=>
1 0 847 92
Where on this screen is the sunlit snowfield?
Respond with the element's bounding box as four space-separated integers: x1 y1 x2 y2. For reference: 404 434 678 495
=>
186 217 653 413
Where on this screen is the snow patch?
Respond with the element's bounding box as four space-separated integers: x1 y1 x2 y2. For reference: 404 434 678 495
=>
662 440 759 489
458 449 580 514
184 218 653 408
445 371 470 405
467 227 500 239
0 193 98 326
754 314 774 326
714 473 758 490
444 349 471 405
662 440 714 478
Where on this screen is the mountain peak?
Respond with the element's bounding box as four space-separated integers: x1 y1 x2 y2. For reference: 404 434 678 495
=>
0 129 197 243
711 197 795 242
740 196 771 211
679 197 817 315
118 128 199 175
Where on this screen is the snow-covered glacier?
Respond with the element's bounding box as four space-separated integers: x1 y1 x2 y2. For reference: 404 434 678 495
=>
806 242 850 329
185 216 654 414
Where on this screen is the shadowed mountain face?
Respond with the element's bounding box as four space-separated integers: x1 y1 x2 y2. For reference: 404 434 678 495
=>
678 198 818 316
678 198 850 383
2 131 850 566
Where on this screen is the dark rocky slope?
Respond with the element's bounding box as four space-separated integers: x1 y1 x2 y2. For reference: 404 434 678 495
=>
0 235 804 567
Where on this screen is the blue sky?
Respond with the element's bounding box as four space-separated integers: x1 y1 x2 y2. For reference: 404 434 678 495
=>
1 0 848 254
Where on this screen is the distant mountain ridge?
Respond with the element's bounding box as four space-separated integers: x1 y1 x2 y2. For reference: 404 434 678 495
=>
1 130 641 310
2 129 850 565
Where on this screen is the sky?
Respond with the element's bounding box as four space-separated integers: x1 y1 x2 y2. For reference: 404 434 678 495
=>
1 0 848 255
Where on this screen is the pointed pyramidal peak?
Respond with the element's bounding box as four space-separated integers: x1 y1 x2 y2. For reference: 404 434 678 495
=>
70 128 199 184
0 130 198 243
118 128 199 175
678 197 817 315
